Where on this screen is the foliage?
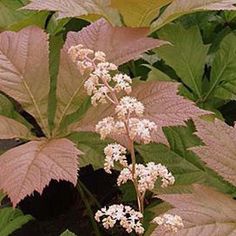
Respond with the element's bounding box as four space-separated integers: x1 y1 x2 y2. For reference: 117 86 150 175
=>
0 1 236 236
0 207 33 236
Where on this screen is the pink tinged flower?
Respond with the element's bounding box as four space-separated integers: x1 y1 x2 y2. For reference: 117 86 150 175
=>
112 74 132 94
152 214 184 233
129 118 157 144
104 143 127 173
94 51 106 62
115 96 144 120
94 204 144 234
117 162 175 193
95 117 115 139
91 86 109 106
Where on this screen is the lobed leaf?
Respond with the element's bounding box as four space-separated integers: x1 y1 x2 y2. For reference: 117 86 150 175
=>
23 0 121 26
0 26 50 136
64 18 168 66
191 118 236 187
71 81 210 145
151 0 236 32
151 185 236 236
0 138 82 206
155 24 209 98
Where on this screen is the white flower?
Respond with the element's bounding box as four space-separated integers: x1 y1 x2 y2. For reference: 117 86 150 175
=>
95 117 115 139
117 162 175 193
129 118 157 144
68 44 83 62
84 74 99 95
94 204 144 234
152 214 184 233
112 74 132 94
93 62 117 78
94 51 106 62
91 86 109 106
104 143 127 173
115 96 144 120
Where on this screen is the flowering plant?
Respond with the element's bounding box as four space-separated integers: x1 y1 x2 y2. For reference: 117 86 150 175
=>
68 44 185 234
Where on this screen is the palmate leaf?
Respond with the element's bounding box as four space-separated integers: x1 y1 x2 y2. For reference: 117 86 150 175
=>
23 0 121 26
0 138 81 206
151 0 236 32
0 26 50 136
71 81 210 145
151 185 236 236
155 24 208 98
54 19 167 132
0 207 33 236
191 118 236 187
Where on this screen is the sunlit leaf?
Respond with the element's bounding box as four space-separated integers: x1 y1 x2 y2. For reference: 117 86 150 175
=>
111 0 172 27
60 230 77 236
0 138 81 206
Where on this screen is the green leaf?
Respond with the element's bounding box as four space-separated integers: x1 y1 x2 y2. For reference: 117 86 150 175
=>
0 0 48 31
68 132 110 169
60 229 77 236
155 24 208 98
0 207 33 236
136 124 236 195
204 33 236 101
111 0 172 27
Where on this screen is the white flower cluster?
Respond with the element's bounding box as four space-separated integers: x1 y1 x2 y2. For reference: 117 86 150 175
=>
96 116 157 144
68 44 132 106
117 162 175 192
104 143 127 173
95 204 144 234
68 45 106 74
152 214 184 233
115 96 144 119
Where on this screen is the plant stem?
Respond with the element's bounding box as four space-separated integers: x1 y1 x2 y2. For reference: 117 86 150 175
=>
77 181 101 236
